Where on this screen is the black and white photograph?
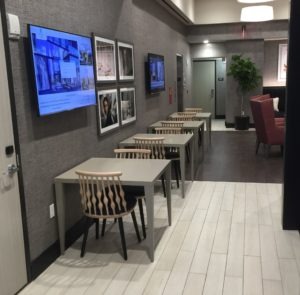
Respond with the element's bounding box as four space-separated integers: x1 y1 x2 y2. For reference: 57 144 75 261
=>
120 87 136 125
97 89 119 134
94 36 116 81
117 41 134 80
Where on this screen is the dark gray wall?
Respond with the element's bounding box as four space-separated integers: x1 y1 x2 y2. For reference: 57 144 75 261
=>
226 40 264 124
264 39 288 87
5 0 191 260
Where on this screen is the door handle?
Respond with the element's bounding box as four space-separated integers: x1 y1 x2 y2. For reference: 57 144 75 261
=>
210 89 215 99
7 164 19 176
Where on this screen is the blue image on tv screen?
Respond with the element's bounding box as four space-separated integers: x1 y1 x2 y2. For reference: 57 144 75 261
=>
149 54 165 92
29 25 96 116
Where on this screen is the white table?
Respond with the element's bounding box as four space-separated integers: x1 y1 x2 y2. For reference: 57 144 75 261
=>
54 157 172 262
169 112 212 146
147 120 205 161
119 133 194 198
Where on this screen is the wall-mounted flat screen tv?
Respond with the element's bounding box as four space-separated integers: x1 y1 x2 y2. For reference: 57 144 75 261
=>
147 53 165 94
28 24 96 116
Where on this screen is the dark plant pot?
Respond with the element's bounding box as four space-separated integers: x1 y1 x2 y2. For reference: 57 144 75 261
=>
235 115 250 130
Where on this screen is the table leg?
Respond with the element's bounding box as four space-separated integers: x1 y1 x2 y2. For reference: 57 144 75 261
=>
165 164 172 226
201 124 205 161
179 146 186 198
209 116 212 145
55 182 65 254
190 137 194 182
144 184 155 262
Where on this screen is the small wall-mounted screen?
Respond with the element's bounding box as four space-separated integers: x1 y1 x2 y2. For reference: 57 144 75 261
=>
28 24 96 116
148 53 165 93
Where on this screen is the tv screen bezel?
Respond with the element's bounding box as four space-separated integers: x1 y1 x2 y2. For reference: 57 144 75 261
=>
28 24 97 117
147 53 165 94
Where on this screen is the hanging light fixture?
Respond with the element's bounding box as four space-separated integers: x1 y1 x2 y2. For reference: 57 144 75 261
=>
240 5 274 22
238 0 273 3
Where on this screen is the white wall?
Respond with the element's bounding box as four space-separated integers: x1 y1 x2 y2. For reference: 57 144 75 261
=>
170 0 195 22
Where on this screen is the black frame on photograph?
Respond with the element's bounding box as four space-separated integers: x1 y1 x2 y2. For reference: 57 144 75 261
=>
93 35 117 82
120 87 136 125
97 88 120 134
117 41 134 81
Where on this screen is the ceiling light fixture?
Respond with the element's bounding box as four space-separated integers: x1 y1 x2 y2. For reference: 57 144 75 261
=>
240 5 274 22
203 40 209 44
238 0 273 3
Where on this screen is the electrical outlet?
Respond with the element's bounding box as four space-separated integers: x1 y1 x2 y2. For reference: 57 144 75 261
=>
49 203 55 219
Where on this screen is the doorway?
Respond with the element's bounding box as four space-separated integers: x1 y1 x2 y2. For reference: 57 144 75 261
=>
192 60 216 117
176 54 183 111
0 9 27 295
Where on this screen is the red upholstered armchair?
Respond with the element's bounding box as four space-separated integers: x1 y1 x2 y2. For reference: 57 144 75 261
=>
250 94 285 127
250 98 285 155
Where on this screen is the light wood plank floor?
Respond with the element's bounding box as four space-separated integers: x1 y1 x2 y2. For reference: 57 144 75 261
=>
20 181 300 295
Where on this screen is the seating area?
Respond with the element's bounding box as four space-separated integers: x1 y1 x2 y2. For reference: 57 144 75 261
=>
250 94 285 156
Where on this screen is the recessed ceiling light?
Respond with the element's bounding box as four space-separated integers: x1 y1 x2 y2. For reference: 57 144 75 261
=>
238 0 273 3
203 40 209 44
240 5 274 22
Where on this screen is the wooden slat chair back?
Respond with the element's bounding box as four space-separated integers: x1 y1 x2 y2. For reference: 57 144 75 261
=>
75 170 141 259
185 107 202 113
114 148 151 159
133 137 165 159
169 115 196 121
161 121 184 128
76 170 131 218
154 127 182 134
177 111 197 116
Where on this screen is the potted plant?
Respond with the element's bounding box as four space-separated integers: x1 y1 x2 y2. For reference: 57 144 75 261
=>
227 54 262 130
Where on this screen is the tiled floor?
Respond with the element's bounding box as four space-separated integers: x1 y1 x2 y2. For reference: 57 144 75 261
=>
20 181 300 295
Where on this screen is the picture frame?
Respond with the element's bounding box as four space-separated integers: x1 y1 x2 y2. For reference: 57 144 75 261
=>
278 44 288 81
117 41 134 81
94 36 116 82
97 89 119 134
120 87 136 125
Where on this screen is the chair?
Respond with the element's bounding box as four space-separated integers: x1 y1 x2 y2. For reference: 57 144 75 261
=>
161 121 184 128
154 127 182 134
184 107 203 113
251 94 285 126
114 148 151 238
75 170 141 260
169 115 196 121
250 98 285 156
177 111 197 117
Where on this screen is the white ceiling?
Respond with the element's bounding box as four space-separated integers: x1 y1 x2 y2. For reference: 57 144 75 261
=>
169 0 290 25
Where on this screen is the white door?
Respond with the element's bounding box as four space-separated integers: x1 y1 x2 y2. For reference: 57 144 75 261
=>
0 11 27 295
192 60 216 117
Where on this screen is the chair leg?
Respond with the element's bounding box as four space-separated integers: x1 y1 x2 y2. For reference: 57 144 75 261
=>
255 140 260 154
101 219 106 237
198 129 202 146
81 217 90 257
138 198 146 239
131 210 142 242
95 219 99 240
160 175 167 198
117 218 127 260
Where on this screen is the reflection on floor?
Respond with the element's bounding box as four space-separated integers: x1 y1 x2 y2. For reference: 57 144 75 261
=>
212 119 255 131
20 181 300 295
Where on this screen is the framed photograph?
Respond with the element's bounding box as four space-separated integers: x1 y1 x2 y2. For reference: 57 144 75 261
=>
120 87 136 125
97 89 119 134
117 41 134 80
278 44 288 81
94 36 116 81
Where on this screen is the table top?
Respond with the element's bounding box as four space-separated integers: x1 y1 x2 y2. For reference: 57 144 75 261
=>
55 157 171 185
119 133 194 148
149 120 204 129
170 112 212 119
